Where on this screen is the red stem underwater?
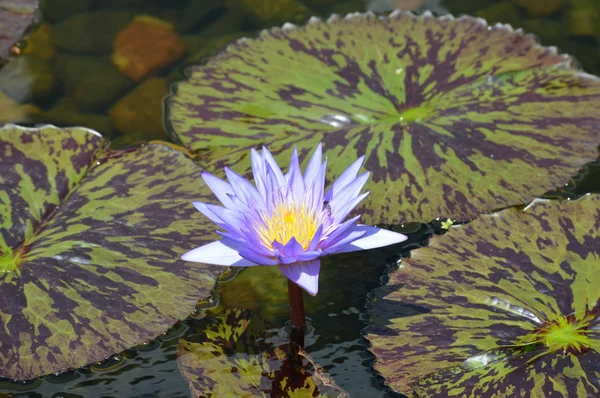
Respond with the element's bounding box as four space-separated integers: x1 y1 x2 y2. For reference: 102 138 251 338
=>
287 279 306 347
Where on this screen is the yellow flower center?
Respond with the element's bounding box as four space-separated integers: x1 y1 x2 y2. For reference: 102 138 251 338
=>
258 203 319 250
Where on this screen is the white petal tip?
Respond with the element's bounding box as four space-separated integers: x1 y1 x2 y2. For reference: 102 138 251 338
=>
293 280 318 296
180 250 231 265
181 241 256 267
335 226 408 254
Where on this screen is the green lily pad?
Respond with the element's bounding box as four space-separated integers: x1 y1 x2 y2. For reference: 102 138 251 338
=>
0 0 38 61
177 308 349 397
0 124 222 380
366 194 600 397
167 11 600 224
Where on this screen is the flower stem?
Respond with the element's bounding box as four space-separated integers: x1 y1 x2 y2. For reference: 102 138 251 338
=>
287 279 306 347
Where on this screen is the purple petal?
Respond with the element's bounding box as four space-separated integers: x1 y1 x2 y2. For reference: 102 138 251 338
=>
238 248 279 266
333 225 408 254
201 172 235 209
233 231 275 256
329 171 370 210
307 159 327 213
286 147 304 201
227 193 249 213
272 237 322 264
295 250 322 262
275 254 299 264
193 201 224 224
324 155 365 202
203 203 245 233
251 148 267 199
278 259 321 296
261 146 286 188
263 161 284 213
321 229 367 254
303 143 322 186
273 237 304 259
225 167 264 208
331 191 370 223
306 224 324 252
181 240 256 266
216 230 246 245
320 215 361 249
274 251 322 264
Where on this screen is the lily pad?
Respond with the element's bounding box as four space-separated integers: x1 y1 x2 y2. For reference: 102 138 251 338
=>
0 0 38 61
366 194 600 397
0 124 222 380
167 11 600 224
177 308 349 397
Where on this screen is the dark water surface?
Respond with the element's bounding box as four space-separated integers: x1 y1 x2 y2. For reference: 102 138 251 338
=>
1 0 599 397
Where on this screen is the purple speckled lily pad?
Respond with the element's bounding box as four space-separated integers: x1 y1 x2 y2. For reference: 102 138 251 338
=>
167 11 600 224
0 124 222 380
366 194 600 397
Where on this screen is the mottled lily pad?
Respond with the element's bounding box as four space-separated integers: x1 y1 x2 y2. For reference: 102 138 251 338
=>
0 124 222 380
0 0 38 61
366 195 600 397
167 11 600 224
177 308 349 397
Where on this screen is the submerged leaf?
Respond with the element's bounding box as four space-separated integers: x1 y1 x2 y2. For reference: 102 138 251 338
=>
366 195 600 396
177 308 349 397
167 11 600 224
0 0 38 61
0 125 222 380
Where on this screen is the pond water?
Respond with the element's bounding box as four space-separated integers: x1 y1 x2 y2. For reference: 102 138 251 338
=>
0 0 599 397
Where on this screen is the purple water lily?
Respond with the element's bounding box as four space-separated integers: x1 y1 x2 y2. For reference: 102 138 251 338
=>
182 144 408 295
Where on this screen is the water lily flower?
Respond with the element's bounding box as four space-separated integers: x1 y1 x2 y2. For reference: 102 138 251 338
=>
182 144 408 296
